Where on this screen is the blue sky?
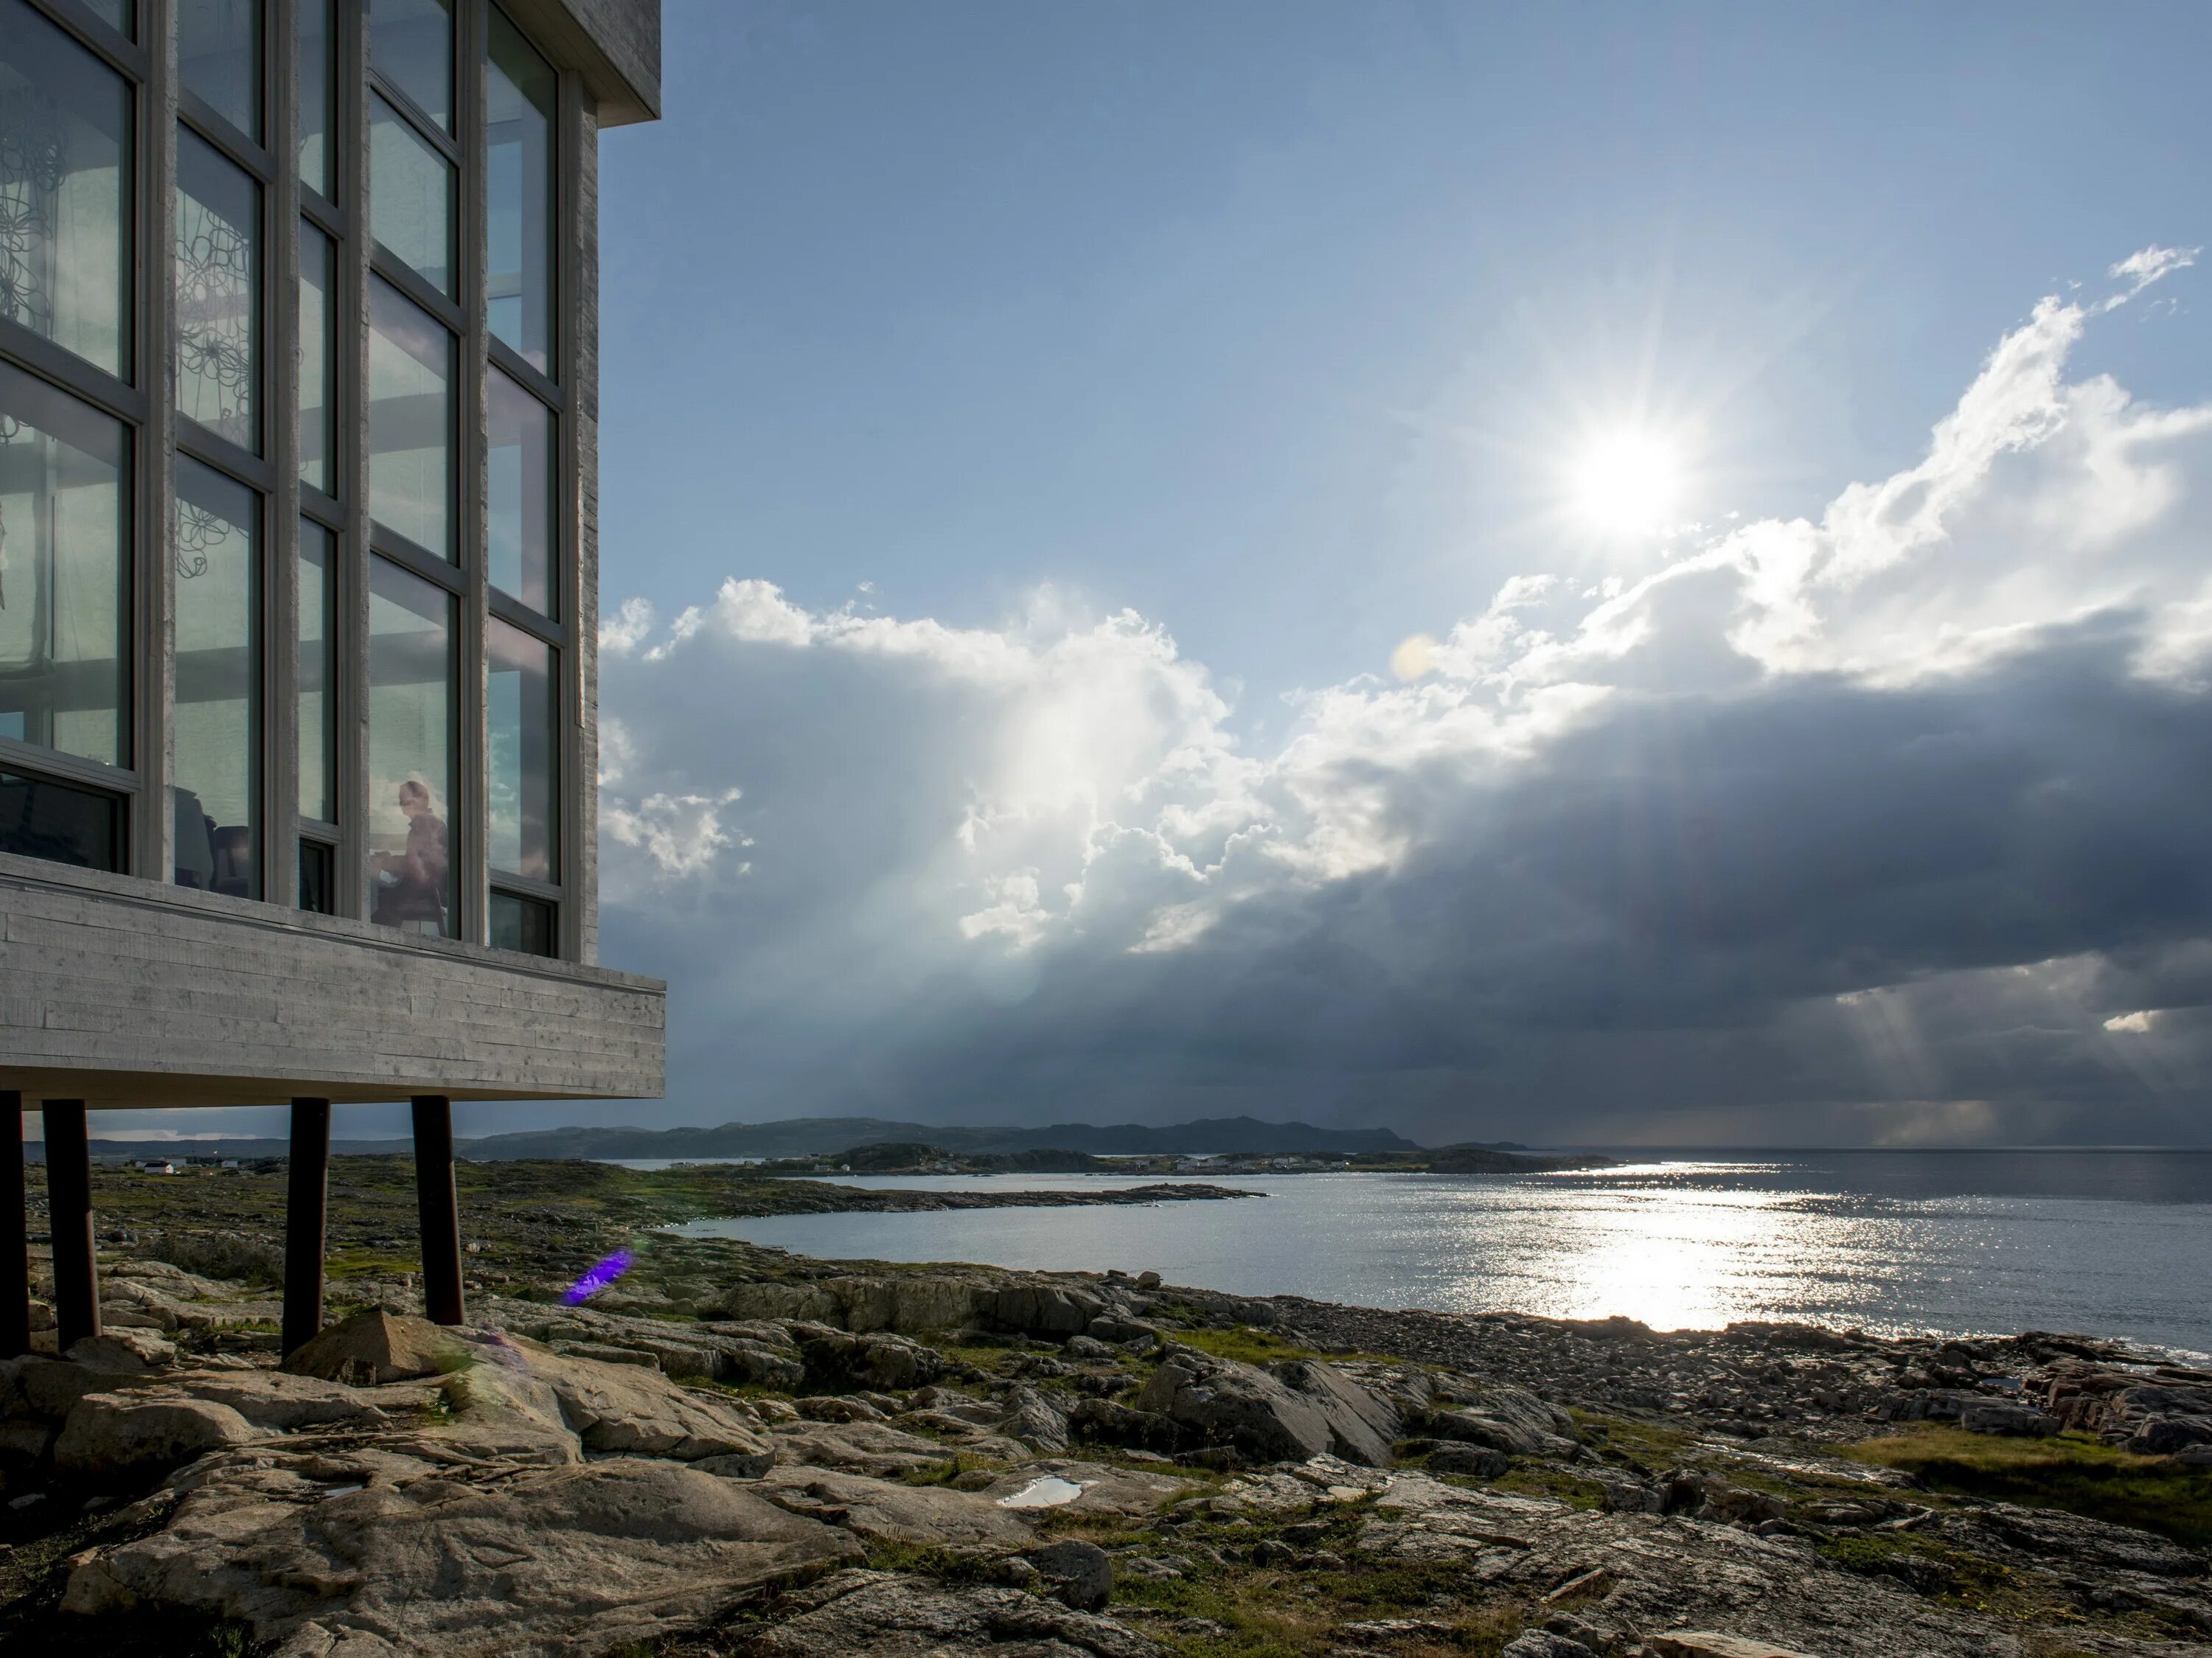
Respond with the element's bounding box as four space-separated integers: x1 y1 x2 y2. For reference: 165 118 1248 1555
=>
599 0 2212 718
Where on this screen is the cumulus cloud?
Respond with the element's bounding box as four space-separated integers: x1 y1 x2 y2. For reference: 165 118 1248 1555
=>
597 253 2212 1146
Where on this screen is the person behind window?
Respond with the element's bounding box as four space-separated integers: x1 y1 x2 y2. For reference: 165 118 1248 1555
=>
371 778 448 930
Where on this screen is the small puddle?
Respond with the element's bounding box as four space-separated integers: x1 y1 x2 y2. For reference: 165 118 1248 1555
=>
995 1475 1086 1510
318 1483 366 1499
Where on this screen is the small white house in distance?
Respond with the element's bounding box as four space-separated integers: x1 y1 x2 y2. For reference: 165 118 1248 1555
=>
137 1160 175 1177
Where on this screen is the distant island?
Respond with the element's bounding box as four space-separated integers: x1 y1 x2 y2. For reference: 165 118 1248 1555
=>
54 1115 1605 1171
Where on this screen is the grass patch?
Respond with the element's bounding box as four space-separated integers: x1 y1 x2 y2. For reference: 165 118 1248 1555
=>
1171 1328 1317 1366
1489 1466 1610 1510
1843 1424 2212 1548
1569 1409 1691 1470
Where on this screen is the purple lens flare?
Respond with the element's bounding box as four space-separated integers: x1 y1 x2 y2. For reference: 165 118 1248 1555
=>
564 1249 633 1305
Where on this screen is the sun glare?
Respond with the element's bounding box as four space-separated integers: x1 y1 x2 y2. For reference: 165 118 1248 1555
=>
1567 428 1683 538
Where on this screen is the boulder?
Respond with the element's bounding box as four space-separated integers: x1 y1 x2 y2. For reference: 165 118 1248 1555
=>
1135 1272 1163 1290
741 1570 1161 1658
281 1309 464 1386
1025 1538 1114 1611
1068 1397 1183 1455
1427 1443 1510 1478
793 1326 945 1392
979 1283 1108 1337
1501 1634 1595 1658
1425 1383 1579 1460
53 1390 264 1484
63 1457 863 1654
66 1330 176 1371
995 1384 1071 1452
1959 1399 2058 1437
1135 1348 1399 1467
759 1466 1035 1548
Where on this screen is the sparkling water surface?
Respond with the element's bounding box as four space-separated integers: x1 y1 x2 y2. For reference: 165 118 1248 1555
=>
662 1152 2212 1357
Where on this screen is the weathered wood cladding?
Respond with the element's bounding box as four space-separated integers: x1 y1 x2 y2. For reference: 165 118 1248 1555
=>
0 852 664 1106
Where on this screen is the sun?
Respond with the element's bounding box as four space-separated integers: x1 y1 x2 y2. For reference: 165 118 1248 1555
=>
1566 428 1683 538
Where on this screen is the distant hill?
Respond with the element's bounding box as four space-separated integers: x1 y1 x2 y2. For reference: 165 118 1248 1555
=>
459 1115 1423 1160
55 1115 1426 1163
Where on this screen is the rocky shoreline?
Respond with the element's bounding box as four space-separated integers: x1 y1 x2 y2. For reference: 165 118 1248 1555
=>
1 1160 2208 1657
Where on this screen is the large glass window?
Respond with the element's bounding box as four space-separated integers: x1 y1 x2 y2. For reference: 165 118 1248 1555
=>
175 128 260 454
0 768 121 870
299 221 335 493
369 94 453 296
0 361 130 767
368 276 453 557
367 555 452 934
371 0 453 133
0 0 134 379
82 0 133 37
298 519 334 823
298 0 335 198
177 0 262 144
489 889 552 957
487 617 553 881
172 458 260 899
487 8 555 375
489 370 554 615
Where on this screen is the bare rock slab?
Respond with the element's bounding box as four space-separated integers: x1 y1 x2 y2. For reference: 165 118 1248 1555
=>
771 1419 969 1477
759 1466 1035 1548
739 1569 1161 1658
54 1390 265 1485
63 1456 863 1657
1647 1636 1822 1658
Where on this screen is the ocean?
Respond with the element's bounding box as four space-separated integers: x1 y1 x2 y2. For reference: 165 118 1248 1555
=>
665 1149 2212 1358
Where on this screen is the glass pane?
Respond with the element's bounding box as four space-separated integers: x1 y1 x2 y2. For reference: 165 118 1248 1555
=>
80 0 134 36
177 0 262 144
487 7 556 374
172 457 261 900
488 371 554 615
176 128 260 453
298 837 334 913
0 768 121 871
487 618 554 881
367 555 452 934
0 0 133 377
369 94 453 296
0 360 130 767
298 519 334 822
298 220 335 493
368 276 453 558
489 889 554 957
371 0 453 133
298 0 334 198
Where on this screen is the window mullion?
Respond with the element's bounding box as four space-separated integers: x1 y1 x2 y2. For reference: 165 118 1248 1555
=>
337 0 372 919
459 0 488 948
270 0 301 906
137 0 178 885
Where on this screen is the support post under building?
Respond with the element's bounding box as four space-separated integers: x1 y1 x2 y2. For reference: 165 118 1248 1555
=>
44 1101 100 1350
412 1096 465 1326
283 1098 333 1356
1 1093 26 1357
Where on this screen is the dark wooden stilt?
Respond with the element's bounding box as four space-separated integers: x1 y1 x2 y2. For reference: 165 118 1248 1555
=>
43 1101 100 1350
282 1098 332 1356
1 1093 27 1357
411 1095 465 1326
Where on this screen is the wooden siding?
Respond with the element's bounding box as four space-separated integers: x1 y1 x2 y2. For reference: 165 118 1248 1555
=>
0 852 663 1107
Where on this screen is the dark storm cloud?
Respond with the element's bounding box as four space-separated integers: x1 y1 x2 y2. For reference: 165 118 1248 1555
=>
594 258 2212 1146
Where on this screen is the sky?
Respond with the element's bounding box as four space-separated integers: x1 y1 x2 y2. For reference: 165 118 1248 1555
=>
111 1 2212 1148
